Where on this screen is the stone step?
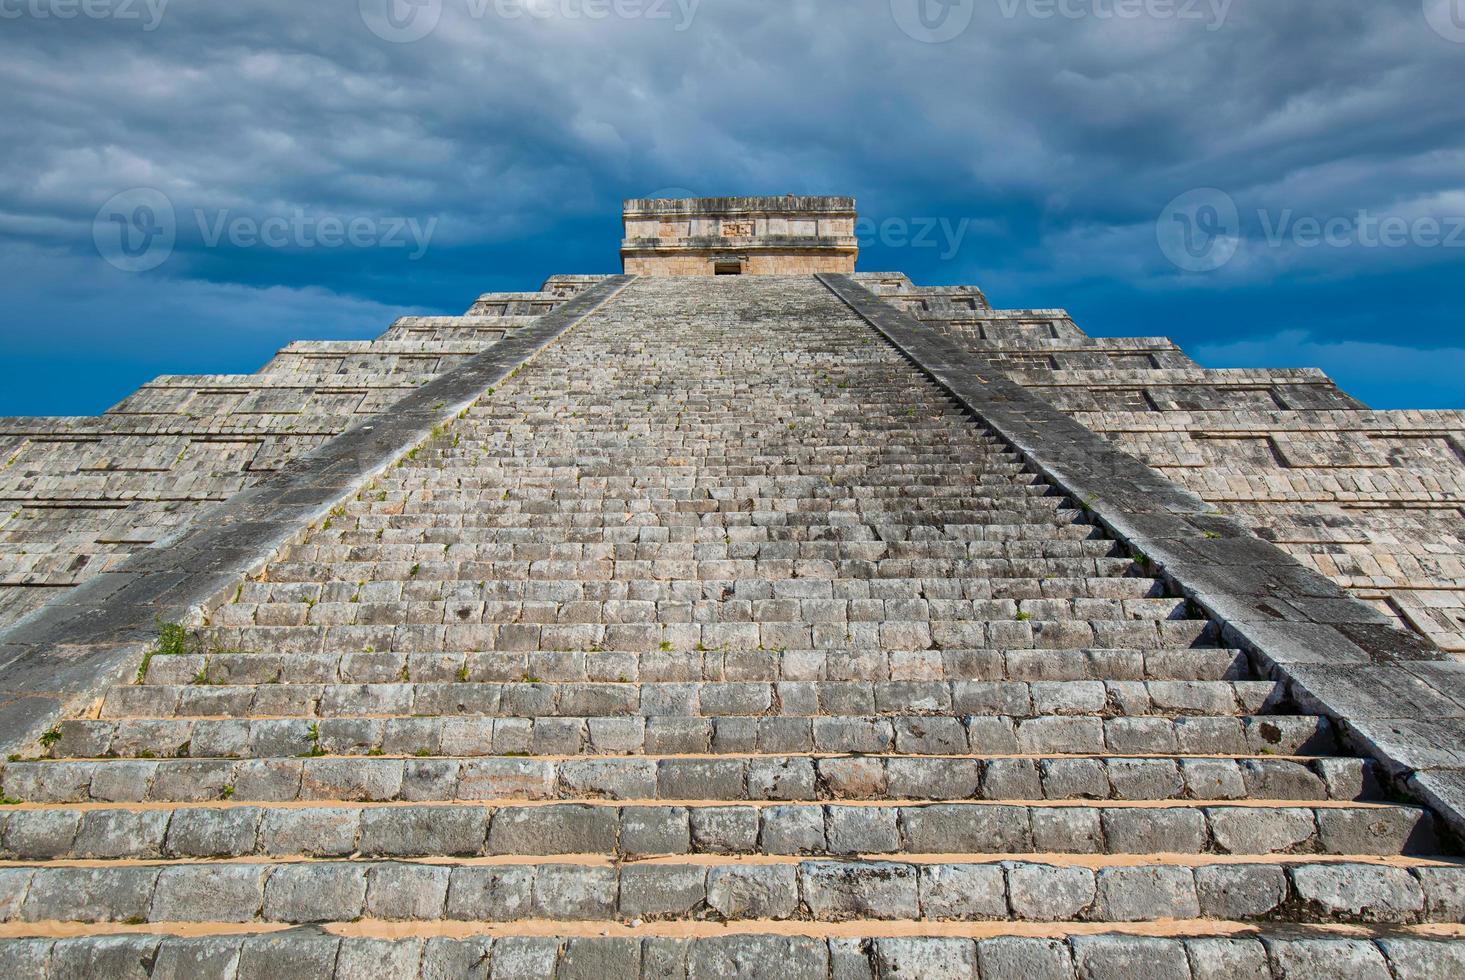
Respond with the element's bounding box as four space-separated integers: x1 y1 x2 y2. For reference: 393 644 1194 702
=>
246 557 1144 585
331 493 1074 512
243 560 1148 587
1 857 1459 927
246 555 1147 580
140 647 1256 687
299 544 1116 565
194 619 1218 655
0 801 1432 862
211 599 1194 632
3 751 1370 804
281 525 1111 550
357 464 1046 482
362 472 1045 490
289 546 1139 570
284 539 1135 564
3 930 1459 980
390 465 1054 482
220 593 1166 622
40 712 1333 762
303 508 1096 527
99 679 1284 721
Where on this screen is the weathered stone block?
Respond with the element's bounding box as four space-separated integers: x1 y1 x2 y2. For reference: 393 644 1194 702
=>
977 937 1076 980
365 862 450 920
687 936 830 980
873 938 977 980
918 863 1007 920
706 864 798 920
1007 863 1095 921
446 866 535 921
152 865 266 923
1071 935 1190 980
1194 863 1286 919
1289 864 1424 922
800 861 918 921
619 864 707 919
263 863 367 922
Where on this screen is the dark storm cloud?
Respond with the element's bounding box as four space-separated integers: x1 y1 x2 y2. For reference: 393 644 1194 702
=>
0 0 1462 411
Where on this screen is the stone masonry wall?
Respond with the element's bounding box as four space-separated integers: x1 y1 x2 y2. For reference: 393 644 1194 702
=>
855 272 1465 654
0 276 609 631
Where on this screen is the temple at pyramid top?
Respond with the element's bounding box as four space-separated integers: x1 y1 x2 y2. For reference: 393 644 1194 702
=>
621 195 858 276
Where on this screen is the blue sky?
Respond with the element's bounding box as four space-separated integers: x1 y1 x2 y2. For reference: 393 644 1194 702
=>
1 0 1462 415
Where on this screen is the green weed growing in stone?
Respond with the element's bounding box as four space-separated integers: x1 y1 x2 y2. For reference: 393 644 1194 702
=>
38 727 63 750
156 621 192 656
304 723 325 758
141 619 199 683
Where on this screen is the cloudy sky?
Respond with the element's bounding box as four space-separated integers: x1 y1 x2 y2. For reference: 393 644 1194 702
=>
2 0 1463 414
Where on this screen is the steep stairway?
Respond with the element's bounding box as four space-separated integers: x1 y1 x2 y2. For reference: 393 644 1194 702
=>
1 276 1460 977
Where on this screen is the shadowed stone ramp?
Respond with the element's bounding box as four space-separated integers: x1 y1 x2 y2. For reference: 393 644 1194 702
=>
1 276 1462 977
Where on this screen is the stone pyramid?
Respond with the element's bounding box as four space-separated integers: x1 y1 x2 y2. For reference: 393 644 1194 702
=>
0 197 1462 977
